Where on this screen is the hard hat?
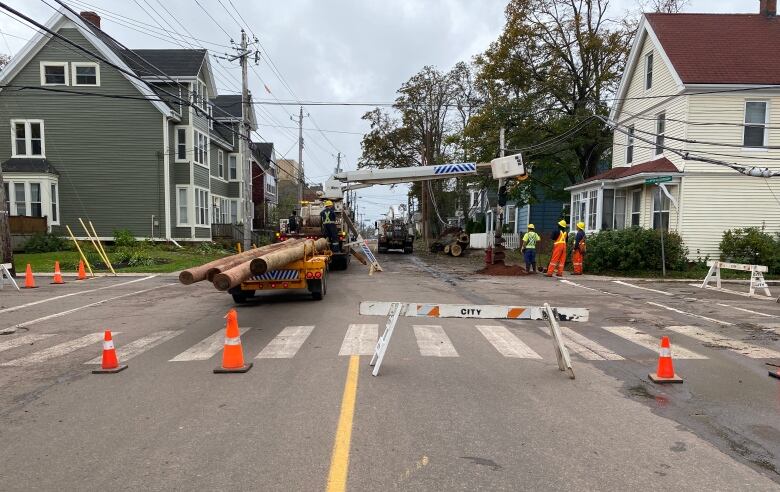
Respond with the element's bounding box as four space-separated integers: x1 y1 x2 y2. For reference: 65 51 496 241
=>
527 224 535 230
558 219 567 228
324 200 334 207
577 221 586 230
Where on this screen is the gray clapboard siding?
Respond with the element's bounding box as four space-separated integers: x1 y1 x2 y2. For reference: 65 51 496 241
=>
193 164 210 188
210 178 229 197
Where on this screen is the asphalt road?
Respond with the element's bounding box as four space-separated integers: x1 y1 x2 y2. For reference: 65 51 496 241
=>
0 255 779 490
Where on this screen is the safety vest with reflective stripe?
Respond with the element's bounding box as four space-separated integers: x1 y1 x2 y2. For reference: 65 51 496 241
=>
321 208 335 225
554 231 567 245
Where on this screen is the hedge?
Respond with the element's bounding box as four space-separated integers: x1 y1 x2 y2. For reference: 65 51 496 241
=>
582 227 688 273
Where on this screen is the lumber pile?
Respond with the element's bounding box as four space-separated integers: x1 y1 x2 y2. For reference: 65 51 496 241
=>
179 238 329 291
429 229 469 257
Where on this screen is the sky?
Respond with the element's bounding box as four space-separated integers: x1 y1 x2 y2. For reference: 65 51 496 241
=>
0 0 754 224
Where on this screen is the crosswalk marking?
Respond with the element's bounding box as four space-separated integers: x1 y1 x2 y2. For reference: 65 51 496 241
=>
339 324 378 356
476 325 541 359
665 325 780 359
538 327 624 361
169 327 251 361
603 326 707 359
0 333 56 353
413 325 458 357
85 330 183 365
256 326 314 359
0 332 115 367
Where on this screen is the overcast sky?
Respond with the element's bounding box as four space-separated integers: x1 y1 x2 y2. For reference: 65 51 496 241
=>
0 0 754 223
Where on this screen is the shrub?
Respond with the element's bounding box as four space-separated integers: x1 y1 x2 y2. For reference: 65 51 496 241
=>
719 227 780 273
24 233 68 253
113 229 136 248
583 227 688 273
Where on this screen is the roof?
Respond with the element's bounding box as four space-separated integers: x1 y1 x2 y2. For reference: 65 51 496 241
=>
251 142 274 174
2 158 59 175
122 49 207 78
582 157 679 183
646 13 780 85
211 95 243 119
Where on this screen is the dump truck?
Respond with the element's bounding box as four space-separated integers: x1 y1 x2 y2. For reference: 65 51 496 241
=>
377 205 414 254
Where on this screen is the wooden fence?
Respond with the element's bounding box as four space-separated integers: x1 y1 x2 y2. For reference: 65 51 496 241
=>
9 216 47 234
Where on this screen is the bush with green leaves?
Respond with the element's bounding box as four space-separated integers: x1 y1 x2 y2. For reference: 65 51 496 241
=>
23 233 68 253
719 227 780 273
582 227 688 273
113 229 136 248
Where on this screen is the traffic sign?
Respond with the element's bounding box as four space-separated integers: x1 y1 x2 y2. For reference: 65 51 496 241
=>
645 176 673 185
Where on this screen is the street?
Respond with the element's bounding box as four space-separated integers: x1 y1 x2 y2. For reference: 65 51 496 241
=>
1 253 779 491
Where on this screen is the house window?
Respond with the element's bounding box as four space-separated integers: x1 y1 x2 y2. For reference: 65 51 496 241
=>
655 112 666 155
221 198 230 223
50 183 58 223
3 183 9 213
14 183 26 216
217 150 225 178
176 128 187 161
652 188 672 231
571 192 586 229
192 79 208 109
601 190 614 230
265 173 276 195
645 52 653 90
230 200 238 223
12 120 44 157
626 126 635 164
195 188 209 226
744 101 768 148
228 154 238 180
212 197 221 224
29 183 42 217
40 62 68 85
194 130 209 166
614 190 626 230
587 190 597 230
505 204 516 233
631 190 642 227
177 187 189 226
72 62 99 86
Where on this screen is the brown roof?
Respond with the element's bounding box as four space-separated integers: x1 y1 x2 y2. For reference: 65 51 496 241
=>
646 13 780 85
583 157 680 183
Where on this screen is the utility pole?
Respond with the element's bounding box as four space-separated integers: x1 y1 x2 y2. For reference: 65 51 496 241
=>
0 166 13 275
233 29 253 251
491 128 507 265
296 106 304 209
336 152 341 174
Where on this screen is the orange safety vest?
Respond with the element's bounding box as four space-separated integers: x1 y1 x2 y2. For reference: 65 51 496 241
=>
554 231 568 245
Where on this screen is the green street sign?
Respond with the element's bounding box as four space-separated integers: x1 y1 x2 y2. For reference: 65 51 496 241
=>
645 176 673 185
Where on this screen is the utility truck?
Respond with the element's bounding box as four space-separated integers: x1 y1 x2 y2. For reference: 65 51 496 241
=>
376 205 414 254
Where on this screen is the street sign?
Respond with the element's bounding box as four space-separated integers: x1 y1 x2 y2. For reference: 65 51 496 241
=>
645 176 673 185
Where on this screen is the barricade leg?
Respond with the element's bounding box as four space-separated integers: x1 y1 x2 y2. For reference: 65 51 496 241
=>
544 303 575 379
370 302 403 376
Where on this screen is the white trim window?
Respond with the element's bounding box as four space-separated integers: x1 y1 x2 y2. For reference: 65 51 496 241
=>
644 52 654 90
3 183 8 214
744 101 768 148
176 186 189 226
504 204 516 234
71 62 99 86
40 61 69 86
626 125 635 164
11 120 45 157
192 79 208 110
587 190 597 231
655 112 666 155
217 150 225 178
631 189 642 227
194 130 209 167
50 183 59 224
5 180 56 220
195 188 210 227
229 200 238 223
228 154 238 181
265 172 276 196
29 182 42 217
13 183 26 216
652 187 673 231
613 189 626 230
175 127 187 162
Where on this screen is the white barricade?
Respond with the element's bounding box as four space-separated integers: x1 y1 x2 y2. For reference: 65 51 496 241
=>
0 263 19 291
469 233 521 250
361 301 586 378
699 261 772 299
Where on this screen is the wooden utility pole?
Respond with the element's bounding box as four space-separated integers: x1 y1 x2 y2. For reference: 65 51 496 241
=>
296 106 304 209
238 29 253 252
0 166 13 275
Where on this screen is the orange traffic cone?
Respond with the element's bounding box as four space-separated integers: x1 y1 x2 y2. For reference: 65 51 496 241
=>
214 309 252 373
649 336 682 383
92 330 127 374
77 260 87 281
23 264 37 289
51 261 65 284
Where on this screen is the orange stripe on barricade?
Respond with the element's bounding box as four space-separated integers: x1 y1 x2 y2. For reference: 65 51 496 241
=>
429 306 440 317
507 308 525 319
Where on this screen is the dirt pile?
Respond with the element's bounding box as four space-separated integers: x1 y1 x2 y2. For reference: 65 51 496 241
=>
475 263 532 276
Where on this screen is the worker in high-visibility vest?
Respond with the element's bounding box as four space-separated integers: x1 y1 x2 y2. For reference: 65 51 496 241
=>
572 221 586 275
546 219 568 277
320 200 339 248
521 224 541 273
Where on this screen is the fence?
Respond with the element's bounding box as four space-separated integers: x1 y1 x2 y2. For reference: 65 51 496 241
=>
469 233 520 249
9 216 47 234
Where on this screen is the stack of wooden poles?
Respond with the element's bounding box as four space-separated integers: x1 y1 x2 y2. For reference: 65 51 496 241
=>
179 238 329 291
430 231 470 257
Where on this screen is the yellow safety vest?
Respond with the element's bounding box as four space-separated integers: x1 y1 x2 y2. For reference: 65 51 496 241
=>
322 209 335 225
554 231 567 245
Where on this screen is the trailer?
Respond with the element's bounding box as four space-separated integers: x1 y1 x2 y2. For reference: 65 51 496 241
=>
276 199 352 271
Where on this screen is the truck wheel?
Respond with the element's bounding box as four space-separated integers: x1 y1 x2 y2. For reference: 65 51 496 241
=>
403 246 413 254
308 277 325 300
232 291 253 304
331 255 347 271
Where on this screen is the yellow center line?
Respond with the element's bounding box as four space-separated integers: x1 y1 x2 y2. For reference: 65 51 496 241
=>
326 355 360 492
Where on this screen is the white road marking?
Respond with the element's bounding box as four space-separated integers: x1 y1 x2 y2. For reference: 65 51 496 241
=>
538 326 624 361
169 327 251 361
256 325 314 359
0 332 118 366
0 334 56 353
339 324 378 356
2 284 173 332
413 325 458 357
0 276 157 315
613 280 673 296
646 301 734 326
559 279 620 296
603 326 707 359
84 330 182 364
716 303 777 318
666 325 780 359
476 325 541 358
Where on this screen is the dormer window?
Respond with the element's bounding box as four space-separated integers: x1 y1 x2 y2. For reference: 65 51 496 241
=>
40 62 68 86
645 52 654 90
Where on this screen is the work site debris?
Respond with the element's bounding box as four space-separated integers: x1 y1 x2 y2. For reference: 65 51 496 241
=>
429 227 470 257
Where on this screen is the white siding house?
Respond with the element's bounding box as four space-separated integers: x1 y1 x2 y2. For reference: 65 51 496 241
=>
566 4 780 259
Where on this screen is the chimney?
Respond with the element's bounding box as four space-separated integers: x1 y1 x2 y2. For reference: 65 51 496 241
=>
761 0 777 16
79 11 101 29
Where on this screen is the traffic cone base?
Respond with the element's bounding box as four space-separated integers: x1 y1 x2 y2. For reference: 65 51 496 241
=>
93 364 128 374
214 362 253 374
214 308 252 373
649 372 683 384
92 330 127 374
51 261 65 284
649 335 682 384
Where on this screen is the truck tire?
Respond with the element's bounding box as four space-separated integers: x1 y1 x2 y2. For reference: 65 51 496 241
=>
308 273 326 300
331 255 348 271
403 246 413 254
232 291 254 304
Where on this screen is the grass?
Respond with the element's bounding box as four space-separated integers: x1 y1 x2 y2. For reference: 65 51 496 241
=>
14 245 231 274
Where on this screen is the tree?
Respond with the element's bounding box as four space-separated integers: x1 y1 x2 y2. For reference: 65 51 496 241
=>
646 0 689 13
